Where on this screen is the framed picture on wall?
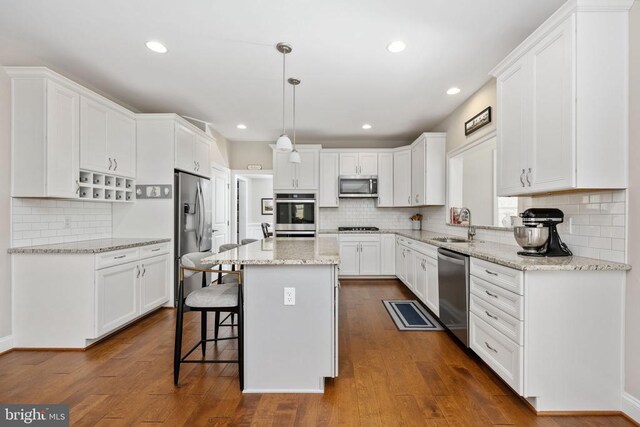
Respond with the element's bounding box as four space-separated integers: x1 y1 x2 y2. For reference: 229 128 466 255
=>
261 198 274 215
464 106 492 136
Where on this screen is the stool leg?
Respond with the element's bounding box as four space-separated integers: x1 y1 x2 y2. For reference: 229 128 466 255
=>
231 313 235 326
174 289 185 385
214 311 220 341
200 312 207 357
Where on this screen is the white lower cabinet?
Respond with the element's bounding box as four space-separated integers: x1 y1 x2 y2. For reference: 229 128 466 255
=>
338 234 380 276
96 261 139 337
12 243 171 348
395 236 439 315
380 234 396 275
140 254 171 315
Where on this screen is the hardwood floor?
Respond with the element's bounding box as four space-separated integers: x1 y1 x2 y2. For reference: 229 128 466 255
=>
0 279 633 426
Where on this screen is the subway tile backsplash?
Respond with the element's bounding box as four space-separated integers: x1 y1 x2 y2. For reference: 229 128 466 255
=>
421 189 627 263
11 199 112 247
319 198 418 230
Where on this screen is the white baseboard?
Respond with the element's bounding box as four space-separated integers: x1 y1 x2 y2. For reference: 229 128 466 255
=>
622 392 640 424
0 335 13 354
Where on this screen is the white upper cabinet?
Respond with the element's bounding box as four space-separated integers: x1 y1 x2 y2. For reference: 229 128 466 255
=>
80 96 136 178
393 148 412 207
377 152 394 207
174 122 211 178
492 1 631 196
339 152 378 176
272 146 320 190
9 72 80 199
410 133 446 206
319 152 339 207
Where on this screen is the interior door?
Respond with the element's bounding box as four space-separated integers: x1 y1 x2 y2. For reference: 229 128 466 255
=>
212 167 230 252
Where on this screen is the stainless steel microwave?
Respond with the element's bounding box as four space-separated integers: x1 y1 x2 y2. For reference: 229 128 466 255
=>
339 176 378 198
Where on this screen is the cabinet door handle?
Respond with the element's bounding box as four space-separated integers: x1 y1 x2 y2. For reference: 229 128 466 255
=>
485 290 498 298
485 310 498 320
152 248 161 252
526 168 532 187
142 265 146 277
114 254 127 259
407 196 411 204
195 161 197 171
485 269 498 276
520 169 525 187
113 158 118 171
415 194 419 203
136 265 141 278
485 341 498 353
108 158 113 170
75 180 81 194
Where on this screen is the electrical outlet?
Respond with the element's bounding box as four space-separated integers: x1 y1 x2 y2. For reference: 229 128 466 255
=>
284 287 295 306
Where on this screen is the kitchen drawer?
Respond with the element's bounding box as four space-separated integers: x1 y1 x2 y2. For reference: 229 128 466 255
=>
140 243 170 259
95 248 140 269
408 239 437 259
470 293 523 345
397 236 407 246
471 257 523 295
470 312 523 394
339 233 380 242
470 275 524 320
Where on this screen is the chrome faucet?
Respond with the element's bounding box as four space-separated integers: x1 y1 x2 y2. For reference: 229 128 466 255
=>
460 207 476 241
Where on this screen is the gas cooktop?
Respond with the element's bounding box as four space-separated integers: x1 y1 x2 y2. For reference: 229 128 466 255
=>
338 226 380 232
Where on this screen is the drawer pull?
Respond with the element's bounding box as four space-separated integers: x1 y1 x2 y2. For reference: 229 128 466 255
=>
151 248 161 252
485 269 498 276
485 290 498 298
485 341 498 353
114 255 127 259
485 310 498 320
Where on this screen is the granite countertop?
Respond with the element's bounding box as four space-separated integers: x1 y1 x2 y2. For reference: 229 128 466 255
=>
8 238 171 254
201 236 340 266
319 229 630 272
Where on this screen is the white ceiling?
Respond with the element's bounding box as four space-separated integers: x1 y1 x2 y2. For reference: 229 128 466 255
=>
0 0 564 143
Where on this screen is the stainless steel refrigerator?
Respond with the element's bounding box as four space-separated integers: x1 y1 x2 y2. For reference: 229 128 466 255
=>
174 171 212 304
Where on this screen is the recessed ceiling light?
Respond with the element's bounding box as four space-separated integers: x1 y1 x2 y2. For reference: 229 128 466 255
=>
447 87 461 95
386 41 406 53
145 40 167 54
362 124 372 130
237 124 247 130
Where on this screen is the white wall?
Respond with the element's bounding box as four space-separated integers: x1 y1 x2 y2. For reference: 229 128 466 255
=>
247 178 273 225
625 0 640 416
0 65 12 341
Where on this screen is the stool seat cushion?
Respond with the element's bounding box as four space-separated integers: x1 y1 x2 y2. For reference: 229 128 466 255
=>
185 284 238 308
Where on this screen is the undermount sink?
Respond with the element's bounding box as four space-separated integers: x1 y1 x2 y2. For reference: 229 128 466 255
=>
432 237 472 243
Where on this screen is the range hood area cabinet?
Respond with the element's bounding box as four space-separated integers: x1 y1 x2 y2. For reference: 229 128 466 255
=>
7 67 138 199
492 0 632 197
339 152 378 176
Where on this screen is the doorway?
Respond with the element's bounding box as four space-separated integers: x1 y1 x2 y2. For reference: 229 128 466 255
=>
230 171 274 244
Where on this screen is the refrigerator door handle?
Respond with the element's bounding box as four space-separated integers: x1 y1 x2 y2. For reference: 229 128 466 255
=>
198 181 206 250
194 182 202 249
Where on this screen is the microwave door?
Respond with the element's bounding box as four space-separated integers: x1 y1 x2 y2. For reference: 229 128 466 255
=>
340 178 373 196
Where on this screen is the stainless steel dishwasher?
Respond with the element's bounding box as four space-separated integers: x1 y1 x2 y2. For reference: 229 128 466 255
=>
437 248 470 346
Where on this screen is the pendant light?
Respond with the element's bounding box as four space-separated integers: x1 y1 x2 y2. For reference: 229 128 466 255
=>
288 78 301 163
275 43 293 152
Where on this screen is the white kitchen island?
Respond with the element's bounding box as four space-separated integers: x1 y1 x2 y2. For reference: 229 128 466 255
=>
202 236 340 393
